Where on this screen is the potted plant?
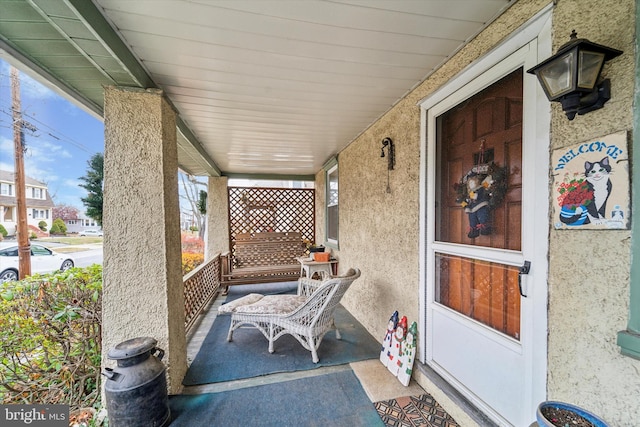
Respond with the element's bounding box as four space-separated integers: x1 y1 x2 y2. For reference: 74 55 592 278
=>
303 239 324 256
537 401 609 427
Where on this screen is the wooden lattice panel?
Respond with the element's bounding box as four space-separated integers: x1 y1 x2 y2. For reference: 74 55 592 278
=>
228 186 315 252
184 256 221 333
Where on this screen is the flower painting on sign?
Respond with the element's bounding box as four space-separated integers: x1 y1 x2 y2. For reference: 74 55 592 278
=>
552 131 629 230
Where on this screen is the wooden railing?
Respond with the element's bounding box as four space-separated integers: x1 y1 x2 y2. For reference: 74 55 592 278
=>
184 253 221 333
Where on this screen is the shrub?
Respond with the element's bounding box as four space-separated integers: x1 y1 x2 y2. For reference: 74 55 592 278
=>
52 218 67 235
182 252 204 275
181 232 204 253
0 224 7 237
38 221 47 232
0 265 103 410
49 223 61 235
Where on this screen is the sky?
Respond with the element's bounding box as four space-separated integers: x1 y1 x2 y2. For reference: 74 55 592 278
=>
0 58 104 211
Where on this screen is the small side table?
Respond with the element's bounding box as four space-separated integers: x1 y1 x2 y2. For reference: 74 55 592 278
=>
296 257 338 279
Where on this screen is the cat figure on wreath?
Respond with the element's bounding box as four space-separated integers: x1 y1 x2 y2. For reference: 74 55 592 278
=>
461 173 493 238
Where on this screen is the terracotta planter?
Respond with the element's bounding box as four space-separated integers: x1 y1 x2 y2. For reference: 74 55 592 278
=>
314 252 330 262
536 401 609 427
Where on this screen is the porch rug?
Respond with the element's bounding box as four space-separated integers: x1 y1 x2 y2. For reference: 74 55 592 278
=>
170 370 385 427
374 394 460 427
183 286 380 385
183 307 380 385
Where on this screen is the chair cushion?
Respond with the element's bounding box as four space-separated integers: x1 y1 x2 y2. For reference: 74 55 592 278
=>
218 293 265 314
233 295 307 315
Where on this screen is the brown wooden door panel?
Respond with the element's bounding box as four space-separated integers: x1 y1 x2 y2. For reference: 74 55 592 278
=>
435 68 523 339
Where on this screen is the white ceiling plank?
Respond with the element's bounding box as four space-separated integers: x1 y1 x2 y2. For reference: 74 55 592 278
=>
91 0 511 176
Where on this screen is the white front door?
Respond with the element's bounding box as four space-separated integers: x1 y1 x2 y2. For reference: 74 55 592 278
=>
419 12 550 426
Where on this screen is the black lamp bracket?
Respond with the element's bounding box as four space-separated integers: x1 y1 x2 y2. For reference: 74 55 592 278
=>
381 137 395 170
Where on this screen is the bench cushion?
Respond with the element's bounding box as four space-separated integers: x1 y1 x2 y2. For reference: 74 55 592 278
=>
233 295 307 315
218 293 265 314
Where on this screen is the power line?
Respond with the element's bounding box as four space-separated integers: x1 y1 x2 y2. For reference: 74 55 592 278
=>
0 104 98 155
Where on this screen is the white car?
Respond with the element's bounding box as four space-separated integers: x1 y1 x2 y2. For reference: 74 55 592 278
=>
79 229 103 237
0 242 75 283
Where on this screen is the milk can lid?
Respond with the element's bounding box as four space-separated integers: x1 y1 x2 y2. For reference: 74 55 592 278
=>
108 336 157 360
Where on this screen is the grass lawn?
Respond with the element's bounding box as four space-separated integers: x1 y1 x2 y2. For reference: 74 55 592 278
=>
36 236 103 245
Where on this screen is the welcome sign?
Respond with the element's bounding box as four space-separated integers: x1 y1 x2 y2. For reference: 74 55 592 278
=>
551 131 630 230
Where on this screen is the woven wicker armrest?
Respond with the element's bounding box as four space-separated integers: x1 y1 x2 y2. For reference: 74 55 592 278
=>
297 276 324 297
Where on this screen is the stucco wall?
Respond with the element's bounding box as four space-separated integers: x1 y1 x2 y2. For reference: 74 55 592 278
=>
545 1 639 425
103 87 186 393
206 176 230 258
319 0 640 424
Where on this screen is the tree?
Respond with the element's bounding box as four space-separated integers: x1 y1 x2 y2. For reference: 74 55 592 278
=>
52 204 80 221
179 172 207 239
79 153 104 226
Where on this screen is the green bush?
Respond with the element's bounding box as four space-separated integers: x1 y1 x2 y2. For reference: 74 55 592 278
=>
0 265 102 410
38 221 47 232
0 224 7 237
50 218 67 235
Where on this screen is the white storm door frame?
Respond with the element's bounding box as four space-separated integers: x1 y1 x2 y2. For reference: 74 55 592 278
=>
418 6 552 425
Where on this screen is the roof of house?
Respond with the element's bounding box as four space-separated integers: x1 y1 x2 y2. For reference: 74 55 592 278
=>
0 170 48 187
0 170 55 209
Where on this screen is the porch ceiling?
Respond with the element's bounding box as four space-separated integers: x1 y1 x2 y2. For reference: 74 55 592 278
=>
0 0 513 178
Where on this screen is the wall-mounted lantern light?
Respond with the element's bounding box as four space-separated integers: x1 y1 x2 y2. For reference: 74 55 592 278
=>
526 30 622 120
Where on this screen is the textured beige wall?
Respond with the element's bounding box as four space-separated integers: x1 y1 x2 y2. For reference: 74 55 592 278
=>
103 87 186 394
327 0 553 348
206 176 230 258
545 1 639 425
321 0 640 424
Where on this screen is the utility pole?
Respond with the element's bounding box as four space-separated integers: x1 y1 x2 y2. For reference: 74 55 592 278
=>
11 66 31 278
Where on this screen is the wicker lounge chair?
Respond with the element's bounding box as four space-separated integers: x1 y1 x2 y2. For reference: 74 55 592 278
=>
220 268 361 363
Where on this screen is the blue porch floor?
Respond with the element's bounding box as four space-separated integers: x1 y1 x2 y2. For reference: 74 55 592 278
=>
173 282 465 426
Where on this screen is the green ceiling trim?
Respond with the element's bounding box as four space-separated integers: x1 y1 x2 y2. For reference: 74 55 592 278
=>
0 38 104 117
62 0 155 89
177 118 221 177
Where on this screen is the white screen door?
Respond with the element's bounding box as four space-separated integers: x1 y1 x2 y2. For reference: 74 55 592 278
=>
420 24 550 425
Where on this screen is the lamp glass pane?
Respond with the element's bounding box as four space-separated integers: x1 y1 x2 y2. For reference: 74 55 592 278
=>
578 50 605 90
538 51 575 99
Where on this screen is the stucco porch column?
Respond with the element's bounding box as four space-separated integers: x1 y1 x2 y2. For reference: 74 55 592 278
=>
206 176 230 258
102 86 187 393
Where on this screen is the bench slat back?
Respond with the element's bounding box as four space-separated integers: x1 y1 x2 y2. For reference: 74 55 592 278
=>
234 231 305 267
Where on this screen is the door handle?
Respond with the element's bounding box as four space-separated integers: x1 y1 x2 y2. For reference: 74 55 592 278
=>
518 261 531 297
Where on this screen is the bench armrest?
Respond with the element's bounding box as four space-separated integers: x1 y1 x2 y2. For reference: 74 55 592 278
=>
220 252 232 277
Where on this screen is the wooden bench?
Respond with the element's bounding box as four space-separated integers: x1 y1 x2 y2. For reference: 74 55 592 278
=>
221 231 306 286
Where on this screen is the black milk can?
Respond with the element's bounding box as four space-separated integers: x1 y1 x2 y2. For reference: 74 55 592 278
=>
103 337 171 427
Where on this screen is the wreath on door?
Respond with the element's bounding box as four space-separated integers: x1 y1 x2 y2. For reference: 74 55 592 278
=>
453 161 508 238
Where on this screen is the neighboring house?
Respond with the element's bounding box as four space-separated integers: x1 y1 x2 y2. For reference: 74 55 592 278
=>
63 212 100 234
0 170 54 236
180 209 196 231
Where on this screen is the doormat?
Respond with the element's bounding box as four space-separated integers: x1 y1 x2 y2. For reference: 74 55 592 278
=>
374 394 460 427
